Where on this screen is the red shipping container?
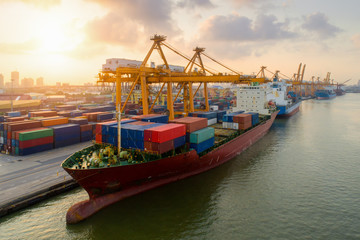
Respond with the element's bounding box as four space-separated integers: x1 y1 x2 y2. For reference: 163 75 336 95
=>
95 120 117 135
30 111 57 118
144 141 152 151
238 122 252 130
95 134 102 143
19 136 53 149
7 121 42 132
7 117 27 122
151 139 174 154
145 124 186 143
233 114 252 124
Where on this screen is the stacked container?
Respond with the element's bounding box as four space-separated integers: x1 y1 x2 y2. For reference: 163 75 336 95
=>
80 124 93 142
233 114 252 130
132 114 169 123
189 127 215 154
169 117 208 133
222 111 244 130
30 111 57 118
15 128 53 156
5 121 42 154
49 124 80 148
56 105 77 111
143 123 186 154
245 112 260 126
41 117 69 127
188 112 217 126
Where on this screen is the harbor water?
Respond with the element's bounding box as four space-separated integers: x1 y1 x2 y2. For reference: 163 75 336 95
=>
1 94 359 240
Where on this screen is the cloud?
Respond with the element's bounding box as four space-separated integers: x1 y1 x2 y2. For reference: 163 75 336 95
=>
302 12 342 38
85 0 179 36
176 0 215 9
228 0 270 8
81 0 182 52
1 0 61 8
200 13 296 42
0 39 40 54
351 34 360 49
84 13 142 46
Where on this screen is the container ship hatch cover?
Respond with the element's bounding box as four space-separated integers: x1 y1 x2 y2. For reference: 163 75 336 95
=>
62 84 279 224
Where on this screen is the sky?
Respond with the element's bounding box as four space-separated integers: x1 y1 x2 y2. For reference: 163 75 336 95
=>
0 0 359 85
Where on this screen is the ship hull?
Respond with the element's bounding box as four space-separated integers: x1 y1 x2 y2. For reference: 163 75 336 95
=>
276 102 301 118
64 111 278 223
316 95 336 100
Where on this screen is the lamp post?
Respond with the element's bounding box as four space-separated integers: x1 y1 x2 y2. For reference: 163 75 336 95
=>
10 78 14 112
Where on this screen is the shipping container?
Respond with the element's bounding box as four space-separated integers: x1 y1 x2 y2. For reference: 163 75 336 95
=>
189 127 215 144
69 118 88 126
144 123 185 143
19 136 53 149
190 137 214 154
233 114 252 124
207 118 217 126
222 111 244 122
169 117 208 133
41 117 69 127
19 143 53 156
16 128 53 141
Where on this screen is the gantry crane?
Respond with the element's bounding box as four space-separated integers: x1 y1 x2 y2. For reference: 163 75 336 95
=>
97 35 267 120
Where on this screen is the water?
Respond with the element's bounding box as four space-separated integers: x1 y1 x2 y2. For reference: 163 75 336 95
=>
1 94 360 240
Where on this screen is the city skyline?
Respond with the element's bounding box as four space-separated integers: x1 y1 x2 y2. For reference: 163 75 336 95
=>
0 0 359 85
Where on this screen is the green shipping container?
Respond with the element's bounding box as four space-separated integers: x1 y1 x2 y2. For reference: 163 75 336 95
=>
15 147 19 156
18 129 54 141
189 127 215 144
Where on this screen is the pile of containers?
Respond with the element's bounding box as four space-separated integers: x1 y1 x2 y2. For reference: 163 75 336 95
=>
132 114 169 123
189 127 215 154
222 111 244 130
144 124 186 154
50 124 80 148
222 111 259 131
233 114 252 130
188 112 217 126
16 128 54 156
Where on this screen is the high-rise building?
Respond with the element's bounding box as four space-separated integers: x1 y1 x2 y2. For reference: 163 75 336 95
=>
11 71 19 87
21 78 34 88
0 74 4 88
56 82 61 87
358 80 360 87
36 77 44 86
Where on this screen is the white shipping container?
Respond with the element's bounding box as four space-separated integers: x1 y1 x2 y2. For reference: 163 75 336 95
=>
207 118 217 126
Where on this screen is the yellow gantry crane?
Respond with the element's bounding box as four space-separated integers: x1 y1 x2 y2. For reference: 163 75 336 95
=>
98 35 267 120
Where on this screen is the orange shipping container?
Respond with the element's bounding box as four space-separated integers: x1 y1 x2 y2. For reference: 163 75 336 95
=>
41 117 69 127
233 114 252 124
238 122 252 130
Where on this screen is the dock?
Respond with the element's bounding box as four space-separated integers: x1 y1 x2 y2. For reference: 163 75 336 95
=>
0 141 91 217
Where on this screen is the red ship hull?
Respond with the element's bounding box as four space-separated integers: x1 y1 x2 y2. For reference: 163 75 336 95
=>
64 111 278 223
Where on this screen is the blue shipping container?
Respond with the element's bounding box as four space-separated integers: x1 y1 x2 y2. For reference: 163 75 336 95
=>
190 137 214 154
19 143 53 156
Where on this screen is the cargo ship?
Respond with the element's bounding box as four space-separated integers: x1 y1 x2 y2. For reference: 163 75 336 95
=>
62 85 279 224
315 89 336 100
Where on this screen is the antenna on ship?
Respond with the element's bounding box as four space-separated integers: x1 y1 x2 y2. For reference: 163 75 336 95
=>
117 103 121 154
